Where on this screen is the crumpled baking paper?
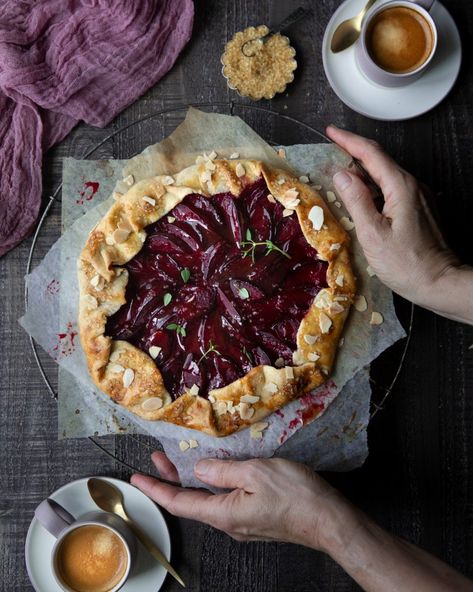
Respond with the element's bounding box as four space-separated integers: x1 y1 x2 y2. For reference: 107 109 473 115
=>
20 109 406 487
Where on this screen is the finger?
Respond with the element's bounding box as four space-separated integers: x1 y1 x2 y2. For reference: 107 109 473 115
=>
150 451 180 484
131 474 217 522
333 170 384 232
194 459 249 490
326 125 405 189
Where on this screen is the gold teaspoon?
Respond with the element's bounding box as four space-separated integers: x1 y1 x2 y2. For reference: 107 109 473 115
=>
87 478 186 588
330 0 378 53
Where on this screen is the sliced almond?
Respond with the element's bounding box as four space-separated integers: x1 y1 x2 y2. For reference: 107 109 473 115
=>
141 397 163 411
189 439 199 449
308 205 324 231
275 357 285 368
205 160 216 171
315 290 331 309
299 175 309 183
265 382 278 394
162 175 174 186
109 351 121 362
208 395 216 403
240 394 260 404
326 191 337 203
90 274 101 288
282 208 294 217
292 350 304 365
285 366 294 379
319 312 332 334
314 184 322 190
370 311 384 325
189 384 199 396
250 430 263 439
335 274 344 287
284 188 299 201
105 235 115 246
113 191 123 201
215 401 227 416
334 201 342 208
239 402 255 420
149 346 161 359
252 421 268 432
329 302 345 314
123 174 134 186
277 177 285 185
285 198 300 209
226 400 235 413
201 170 212 183
308 352 320 362
340 216 355 231
142 196 156 206
235 163 245 178
303 334 317 345
122 368 135 388
208 151 217 161
366 265 376 277
354 295 368 312
110 364 125 373
179 440 190 452
195 154 206 164
113 228 130 244
229 152 239 159
167 216 175 224
267 193 276 203
329 243 341 252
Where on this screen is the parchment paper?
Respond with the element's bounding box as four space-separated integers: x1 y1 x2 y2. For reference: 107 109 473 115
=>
20 109 405 487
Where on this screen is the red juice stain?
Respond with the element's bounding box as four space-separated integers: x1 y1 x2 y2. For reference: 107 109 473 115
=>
76 181 100 204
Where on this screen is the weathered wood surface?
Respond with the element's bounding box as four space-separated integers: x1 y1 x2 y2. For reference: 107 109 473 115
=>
1 1 472 590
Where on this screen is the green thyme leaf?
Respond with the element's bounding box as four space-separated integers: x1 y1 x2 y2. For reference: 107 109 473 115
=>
181 267 190 283
238 287 250 299
163 293 172 306
246 228 252 241
166 323 178 331
166 323 186 337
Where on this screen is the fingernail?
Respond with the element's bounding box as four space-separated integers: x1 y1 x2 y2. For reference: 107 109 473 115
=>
333 170 352 190
195 459 214 475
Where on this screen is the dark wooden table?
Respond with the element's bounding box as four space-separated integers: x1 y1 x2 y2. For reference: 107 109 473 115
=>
1 1 472 590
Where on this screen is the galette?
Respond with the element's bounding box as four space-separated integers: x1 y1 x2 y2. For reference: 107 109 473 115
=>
78 155 355 436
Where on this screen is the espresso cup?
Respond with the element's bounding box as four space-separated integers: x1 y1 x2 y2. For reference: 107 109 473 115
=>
355 0 438 87
35 498 137 592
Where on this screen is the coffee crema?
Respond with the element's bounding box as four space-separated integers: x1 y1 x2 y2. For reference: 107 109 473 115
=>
367 6 434 73
56 525 128 592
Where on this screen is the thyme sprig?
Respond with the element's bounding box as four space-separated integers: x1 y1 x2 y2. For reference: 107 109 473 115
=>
166 323 186 337
239 229 290 262
198 340 222 365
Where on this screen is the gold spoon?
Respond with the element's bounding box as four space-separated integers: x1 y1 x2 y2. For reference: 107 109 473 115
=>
87 478 186 588
330 0 378 53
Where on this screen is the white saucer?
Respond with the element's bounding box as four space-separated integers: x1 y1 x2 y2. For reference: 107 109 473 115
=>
25 477 172 592
322 0 462 120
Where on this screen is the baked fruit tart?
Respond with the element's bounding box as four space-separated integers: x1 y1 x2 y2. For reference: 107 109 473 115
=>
78 156 355 436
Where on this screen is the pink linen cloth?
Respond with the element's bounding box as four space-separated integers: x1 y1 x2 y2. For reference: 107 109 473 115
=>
0 0 194 257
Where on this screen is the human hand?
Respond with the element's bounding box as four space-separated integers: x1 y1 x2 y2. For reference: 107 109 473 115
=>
131 453 356 551
326 125 459 310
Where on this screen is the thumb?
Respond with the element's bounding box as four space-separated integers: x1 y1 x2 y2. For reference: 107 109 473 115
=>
333 170 383 232
195 459 246 489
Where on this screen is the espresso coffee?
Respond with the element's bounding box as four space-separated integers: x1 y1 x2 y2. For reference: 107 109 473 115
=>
56 525 128 592
367 6 434 73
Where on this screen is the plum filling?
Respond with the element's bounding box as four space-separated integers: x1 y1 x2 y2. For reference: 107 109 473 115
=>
106 177 328 399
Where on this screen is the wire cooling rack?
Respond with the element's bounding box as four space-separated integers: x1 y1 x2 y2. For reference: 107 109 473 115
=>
25 102 414 473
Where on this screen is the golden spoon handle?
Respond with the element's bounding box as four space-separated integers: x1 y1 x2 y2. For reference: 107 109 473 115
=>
124 515 186 587
359 0 378 21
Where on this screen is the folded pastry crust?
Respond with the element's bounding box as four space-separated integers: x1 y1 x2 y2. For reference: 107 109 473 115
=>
78 159 356 436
